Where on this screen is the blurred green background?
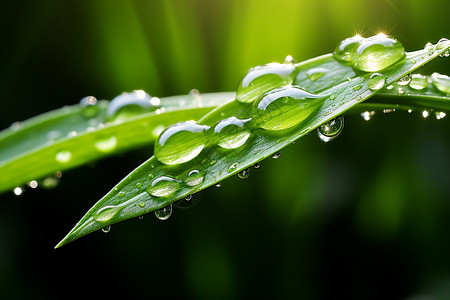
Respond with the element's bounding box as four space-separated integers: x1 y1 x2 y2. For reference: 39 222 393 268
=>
1 0 450 299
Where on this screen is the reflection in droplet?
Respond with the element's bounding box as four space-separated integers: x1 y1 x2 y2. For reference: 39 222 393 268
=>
317 116 344 142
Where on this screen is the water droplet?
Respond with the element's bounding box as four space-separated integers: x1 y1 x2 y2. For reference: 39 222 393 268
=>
146 176 181 197
306 68 328 81
154 121 210 165
253 162 261 169
253 85 326 131
383 109 395 114
40 174 60 189
213 117 251 149
386 85 394 90
351 34 405 72
94 136 118 153
409 74 428 90
227 163 239 173
436 38 450 51
68 131 77 137
436 111 447 120
155 204 172 221
361 111 375 121
138 215 144 220
330 95 336 100
94 205 122 222
27 180 38 189
79 96 99 118
13 187 23 196
215 182 222 188
424 42 434 50
271 151 282 159
185 170 204 187
237 168 250 180
422 110 429 118
397 88 405 95
136 182 143 188
236 63 297 103
353 85 362 91
397 74 412 86
431 72 450 94
106 90 155 121
283 55 295 65
333 35 364 62
357 96 362 101
367 73 385 91
102 225 111 233
317 116 344 142
118 192 125 198
10 122 22 130
139 202 145 208
55 151 72 163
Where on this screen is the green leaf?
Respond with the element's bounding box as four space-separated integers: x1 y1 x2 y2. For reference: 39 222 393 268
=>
56 39 450 248
0 93 234 194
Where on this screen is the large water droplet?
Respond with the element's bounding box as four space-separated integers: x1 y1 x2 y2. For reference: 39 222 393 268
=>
154 121 210 165
213 117 251 149
236 63 297 103
397 74 412 86
155 204 172 220
253 85 326 131
306 68 328 81
431 72 450 94
409 74 428 90
106 90 155 121
351 34 405 72
317 116 344 142
94 205 122 222
367 73 385 91
185 170 204 187
79 96 99 118
333 35 365 62
55 151 72 163
147 176 181 197
95 136 118 152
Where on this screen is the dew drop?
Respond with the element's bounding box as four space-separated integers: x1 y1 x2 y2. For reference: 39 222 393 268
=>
333 34 364 62
28 180 38 189
422 110 429 118
361 111 375 121
213 117 251 149
136 182 143 188
353 85 362 91
236 63 297 103
185 170 204 187
102 225 111 233
154 121 210 165
13 187 23 196
306 68 328 81
253 162 261 169
118 192 125 198
79 96 99 118
317 116 344 142
139 202 145 208
94 205 122 222
431 72 450 94
106 90 155 121
227 163 239 173
436 38 450 51
271 151 282 159
351 34 405 72
215 182 222 188
436 111 447 120
155 204 172 220
253 85 326 131
409 74 428 90
237 168 250 180
55 151 72 163
367 73 385 91
283 55 295 65
147 176 181 197
94 136 118 152
397 74 412 86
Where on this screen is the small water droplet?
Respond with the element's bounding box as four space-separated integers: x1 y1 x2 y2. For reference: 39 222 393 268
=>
147 176 182 197
215 182 222 188
155 204 172 220
102 225 111 233
306 68 328 81
317 116 344 142
253 162 261 169
13 187 23 196
351 34 405 72
118 192 125 198
79 96 99 118
367 73 385 91
185 170 204 187
436 111 447 120
40 174 60 189
253 85 327 131
431 72 450 94
237 168 250 180
136 182 143 188
422 110 429 118
271 151 282 159
213 117 251 149
154 121 210 165
55 151 72 163
409 74 428 90
236 63 297 103
28 180 38 189
353 85 362 91
227 163 239 173
383 109 395 114
283 55 295 65
397 74 412 86
10 122 22 130
424 42 434 50
138 215 144 220
357 96 362 101
139 202 145 208
361 111 375 121
329 95 336 100
386 85 394 90
333 34 364 62
95 136 118 152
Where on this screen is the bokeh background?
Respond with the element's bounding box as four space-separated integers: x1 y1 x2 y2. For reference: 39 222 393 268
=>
1 0 450 299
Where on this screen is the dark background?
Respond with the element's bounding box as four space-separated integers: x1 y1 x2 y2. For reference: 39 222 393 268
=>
1 0 450 299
